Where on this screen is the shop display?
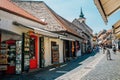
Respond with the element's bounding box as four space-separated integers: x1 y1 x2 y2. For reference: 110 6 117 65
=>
22 33 30 72
30 37 35 59
0 43 8 71
7 44 16 66
16 41 22 74
51 44 59 64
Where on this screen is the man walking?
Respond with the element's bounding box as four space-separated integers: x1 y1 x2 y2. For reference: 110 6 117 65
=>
106 47 111 60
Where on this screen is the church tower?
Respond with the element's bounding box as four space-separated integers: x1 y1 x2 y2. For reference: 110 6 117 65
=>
78 8 86 23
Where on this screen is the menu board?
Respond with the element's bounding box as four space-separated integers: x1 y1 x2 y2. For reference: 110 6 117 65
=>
51 45 59 64
16 41 22 74
22 33 30 72
0 43 8 71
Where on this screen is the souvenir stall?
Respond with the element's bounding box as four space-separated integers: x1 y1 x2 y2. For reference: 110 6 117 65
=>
0 30 22 74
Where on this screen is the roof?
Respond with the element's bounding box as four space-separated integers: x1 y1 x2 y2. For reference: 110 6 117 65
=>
94 0 120 24
0 0 47 25
12 1 84 39
98 33 106 40
72 19 93 37
43 2 84 39
50 11 82 38
113 20 120 29
106 29 112 33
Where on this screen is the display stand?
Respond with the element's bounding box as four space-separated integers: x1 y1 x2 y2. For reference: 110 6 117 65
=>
51 45 59 66
16 41 22 74
22 33 30 72
0 43 8 74
6 40 16 74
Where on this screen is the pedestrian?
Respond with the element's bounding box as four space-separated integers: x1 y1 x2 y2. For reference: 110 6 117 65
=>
103 45 106 54
112 45 116 54
106 47 112 60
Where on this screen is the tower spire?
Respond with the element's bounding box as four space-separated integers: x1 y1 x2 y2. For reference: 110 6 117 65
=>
79 7 84 18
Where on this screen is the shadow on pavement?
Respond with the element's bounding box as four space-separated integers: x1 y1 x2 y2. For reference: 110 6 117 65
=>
1 50 99 80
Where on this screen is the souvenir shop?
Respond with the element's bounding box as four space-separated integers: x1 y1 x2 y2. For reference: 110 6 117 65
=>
0 30 39 75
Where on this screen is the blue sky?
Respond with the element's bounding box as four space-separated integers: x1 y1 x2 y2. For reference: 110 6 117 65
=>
35 0 120 34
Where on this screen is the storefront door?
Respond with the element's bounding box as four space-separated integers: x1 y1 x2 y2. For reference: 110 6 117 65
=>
51 41 59 64
29 35 38 69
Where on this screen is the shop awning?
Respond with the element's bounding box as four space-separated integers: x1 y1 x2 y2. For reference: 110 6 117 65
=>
34 28 59 38
94 0 120 24
13 21 77 40
13 21 59 38
59 36 75 41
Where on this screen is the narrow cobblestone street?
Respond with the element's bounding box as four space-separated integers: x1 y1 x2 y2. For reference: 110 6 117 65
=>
0 0 120 80
1 49 120 80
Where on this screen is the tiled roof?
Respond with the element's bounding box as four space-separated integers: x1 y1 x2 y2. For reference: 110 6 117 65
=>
107 29 112 33
39 2 82 38
0 0 47 25
47 6 84 39
12 1 83 39
98 34 106 40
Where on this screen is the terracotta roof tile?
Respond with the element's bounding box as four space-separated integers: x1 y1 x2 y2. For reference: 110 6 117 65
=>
0 0 47 25
46 5 84 39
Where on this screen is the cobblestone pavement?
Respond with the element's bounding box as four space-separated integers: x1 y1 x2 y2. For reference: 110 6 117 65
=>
80 50 120 80
2 49 120 80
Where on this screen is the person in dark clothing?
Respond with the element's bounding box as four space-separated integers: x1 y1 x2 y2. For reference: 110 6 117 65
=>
113 45 116 54
106 48 111 60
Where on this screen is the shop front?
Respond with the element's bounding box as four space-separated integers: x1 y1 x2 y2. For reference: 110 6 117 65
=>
22 31 39 72
0 30 39 74
63 40 72 62
43 37 63 67
0 30 21 74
